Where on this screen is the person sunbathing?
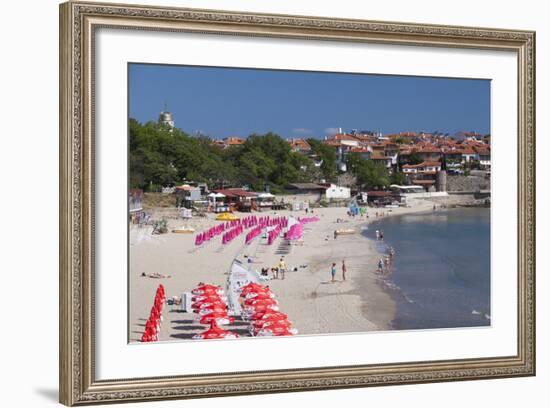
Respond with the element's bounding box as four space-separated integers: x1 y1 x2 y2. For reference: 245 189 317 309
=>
141 272 171 278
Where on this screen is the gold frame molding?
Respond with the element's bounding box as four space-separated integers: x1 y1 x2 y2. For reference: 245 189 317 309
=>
59 1 536 405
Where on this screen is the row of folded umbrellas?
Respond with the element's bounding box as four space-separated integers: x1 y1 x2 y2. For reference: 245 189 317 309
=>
190 282 297 340
195 216 289 247
140 284 166 342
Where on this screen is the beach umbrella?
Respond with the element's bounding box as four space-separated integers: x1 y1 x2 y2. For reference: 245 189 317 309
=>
197 305 228 316
191 284 224 296
251 317 292 333
257 323 297 337
243 291 275 300
256 311 288 321
191 294 227 303
243 304 280 314
193 283 220 291
198 314 234 326
191 300 227 311
192 322 238 340
244 297 278 307
239 283 270 297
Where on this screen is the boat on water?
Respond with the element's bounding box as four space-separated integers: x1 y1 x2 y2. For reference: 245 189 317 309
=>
172 227 196 234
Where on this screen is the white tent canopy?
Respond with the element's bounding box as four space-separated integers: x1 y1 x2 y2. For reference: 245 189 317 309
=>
207 192 226 198
257 192 275 198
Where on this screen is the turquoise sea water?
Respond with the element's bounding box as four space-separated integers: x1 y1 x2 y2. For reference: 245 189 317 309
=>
365 208 491 330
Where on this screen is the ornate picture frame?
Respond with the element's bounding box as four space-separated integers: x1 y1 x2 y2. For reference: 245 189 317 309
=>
59 1 535 405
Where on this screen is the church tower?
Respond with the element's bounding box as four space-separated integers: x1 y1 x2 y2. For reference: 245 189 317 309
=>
158 103 175 131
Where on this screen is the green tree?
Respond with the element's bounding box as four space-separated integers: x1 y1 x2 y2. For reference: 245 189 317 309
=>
129 120 321 191
390 171 407 185
307 138 337 180
346 153 390 190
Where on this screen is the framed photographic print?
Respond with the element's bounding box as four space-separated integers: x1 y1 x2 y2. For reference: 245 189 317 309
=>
59 1 536 405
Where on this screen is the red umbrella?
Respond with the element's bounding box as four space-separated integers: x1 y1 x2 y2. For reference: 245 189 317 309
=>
243 291 275 300
191 300 227 310
244 297 278 307
198 312 234 326
192 283 224 295
243 304 280 314
197 305 228 316
192 294 227 303
193 322 238 340
240 284 270 297
257 323 297 336
251 318 293 335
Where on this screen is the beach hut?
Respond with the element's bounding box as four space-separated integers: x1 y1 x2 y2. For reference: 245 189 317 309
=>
256 192 275 211
214 188 259 212
207 192 228 213
175 184 202 208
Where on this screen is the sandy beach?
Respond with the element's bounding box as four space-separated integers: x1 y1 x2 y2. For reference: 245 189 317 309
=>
129 201 435 342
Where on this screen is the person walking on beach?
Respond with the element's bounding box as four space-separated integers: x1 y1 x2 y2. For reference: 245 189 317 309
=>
384 256 391 273
278 258 287 280
380 230 384 240
334 230 337 240
377 258 384 274
342 259 347 281
375 230 380 240
331 263 337 283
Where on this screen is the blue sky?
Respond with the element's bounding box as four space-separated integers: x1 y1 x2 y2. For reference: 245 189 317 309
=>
129 63 490 138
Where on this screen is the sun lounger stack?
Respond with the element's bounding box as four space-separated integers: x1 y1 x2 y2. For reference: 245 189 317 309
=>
190 283 238 340
239 283 297 337
140 284 166 342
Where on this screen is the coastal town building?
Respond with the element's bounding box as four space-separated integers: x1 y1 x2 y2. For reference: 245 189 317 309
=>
213 136 246 149
323 184 351 199
213 188 258 212
287 138 312 154
175 184 202 208
402 161 443 192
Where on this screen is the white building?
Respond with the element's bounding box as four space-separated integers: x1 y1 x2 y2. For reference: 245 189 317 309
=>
325 184 351 199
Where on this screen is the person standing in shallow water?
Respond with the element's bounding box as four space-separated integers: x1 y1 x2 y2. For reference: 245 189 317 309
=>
342 260 347 281
331 263 337 282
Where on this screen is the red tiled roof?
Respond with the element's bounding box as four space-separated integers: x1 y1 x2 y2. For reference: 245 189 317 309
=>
223 137 245 145
288 138 311 151
326 133 360 142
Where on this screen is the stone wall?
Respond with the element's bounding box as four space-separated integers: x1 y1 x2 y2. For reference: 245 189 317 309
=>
446 174 490 192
